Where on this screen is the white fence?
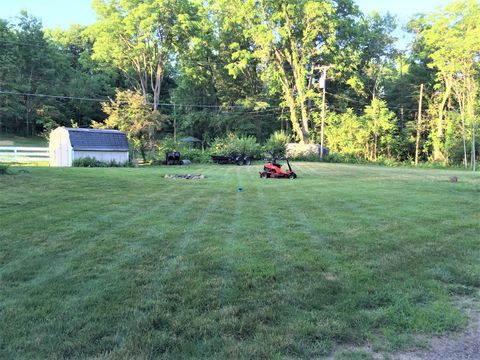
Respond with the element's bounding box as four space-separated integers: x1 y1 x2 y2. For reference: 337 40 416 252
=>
0 146 49 162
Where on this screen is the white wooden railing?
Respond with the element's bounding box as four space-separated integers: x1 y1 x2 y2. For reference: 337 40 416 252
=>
0 146 49 162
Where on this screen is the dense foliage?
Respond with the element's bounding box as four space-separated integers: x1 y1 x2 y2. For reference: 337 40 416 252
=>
0 0 479 168
0 163 10 174
72 157 130 167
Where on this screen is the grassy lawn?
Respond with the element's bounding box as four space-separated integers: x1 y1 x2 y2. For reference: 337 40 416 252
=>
0 133 48 147
0 133 49 166
1 163 479 359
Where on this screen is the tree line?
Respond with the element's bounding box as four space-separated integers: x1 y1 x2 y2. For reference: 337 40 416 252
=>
0 0 478 168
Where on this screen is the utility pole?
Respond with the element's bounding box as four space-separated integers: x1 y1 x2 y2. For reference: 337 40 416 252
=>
319 65 332 160
173 103 177 143
415 84 423 165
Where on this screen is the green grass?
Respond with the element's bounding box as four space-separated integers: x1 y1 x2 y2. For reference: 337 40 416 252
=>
0 133 48 147
0 133 49 166
1 163 479 359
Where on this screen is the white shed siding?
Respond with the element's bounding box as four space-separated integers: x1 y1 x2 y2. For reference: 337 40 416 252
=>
73 151 129 164
49 127 73 167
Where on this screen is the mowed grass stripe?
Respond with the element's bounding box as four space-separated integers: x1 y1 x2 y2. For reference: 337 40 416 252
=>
1 169 233 358
0 170 198 289
110 166 242 358
249 175 330 357
286 166 474 343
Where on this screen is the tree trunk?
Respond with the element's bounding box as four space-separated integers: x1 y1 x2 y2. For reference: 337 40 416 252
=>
433 80 452 161
140 147 147 163
284 13 309 144
299 99 310 144
274 49 304 142
461 112 468 168
472 123 476 172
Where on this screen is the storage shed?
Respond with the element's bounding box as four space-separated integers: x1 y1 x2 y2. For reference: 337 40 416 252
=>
49 127 129 167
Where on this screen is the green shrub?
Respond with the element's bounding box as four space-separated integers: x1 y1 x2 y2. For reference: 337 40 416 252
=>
322 153 368 164
375 156 399 167
210 134 262 158
289 154 323 162
265 131 290 157
72 157 130 167
181 149 212 163
0 163 11 175
157 137 187 154
232 135 262 158
73 157 100 167
210 136 231 154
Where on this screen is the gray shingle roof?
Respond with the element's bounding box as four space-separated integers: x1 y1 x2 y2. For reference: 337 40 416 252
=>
66 128 129 151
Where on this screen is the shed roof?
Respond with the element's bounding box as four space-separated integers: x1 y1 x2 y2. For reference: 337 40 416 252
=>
66 128 129 151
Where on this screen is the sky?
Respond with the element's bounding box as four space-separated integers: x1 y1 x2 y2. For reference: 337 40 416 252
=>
0 0 96 29
0 0 454 48
356 0 452 20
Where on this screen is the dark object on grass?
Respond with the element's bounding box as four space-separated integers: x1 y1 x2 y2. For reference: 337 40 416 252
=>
259 156 297 179
0 163 10 175
211 154 252 165
166 152 181 165
237 187 244 192
449 176 458 183
164 174 205 180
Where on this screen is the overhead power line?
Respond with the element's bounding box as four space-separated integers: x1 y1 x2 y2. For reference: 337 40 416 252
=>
0 90 284 114
0 90 108 102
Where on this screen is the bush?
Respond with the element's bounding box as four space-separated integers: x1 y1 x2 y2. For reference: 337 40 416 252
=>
73 157 100 167
265 131 290 157
181 149 212 163
375 156 399 167
210 134 262 158
72 157 129 167
322 153 368 164
210 136 231 154
232 135 262 158
0 163 11 175
157 137 187 154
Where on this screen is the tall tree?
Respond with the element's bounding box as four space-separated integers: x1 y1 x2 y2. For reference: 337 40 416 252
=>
218 0 346 143
93 89 165 161
171 0 278 142
0 19 21 133
421 0 480 165
90 0 197 112
46 25 119 128
363 98 396 160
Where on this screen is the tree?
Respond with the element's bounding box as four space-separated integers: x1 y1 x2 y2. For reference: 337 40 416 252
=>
363 98 396 160
0 12 76 136
421 0 480 167
325 109 368 159
93 90 165 161
0 19 22 133
90 0 197 112
345 11 397 101
46 24 119 128
170 0 283 142
217 0 345 144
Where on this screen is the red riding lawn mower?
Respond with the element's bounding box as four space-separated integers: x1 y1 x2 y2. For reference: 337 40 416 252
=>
260 156 297 179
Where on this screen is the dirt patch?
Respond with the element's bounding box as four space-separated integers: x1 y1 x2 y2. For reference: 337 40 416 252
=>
394 312 480 360
164 174 206 180
330 297 480 360
0 140 14 146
